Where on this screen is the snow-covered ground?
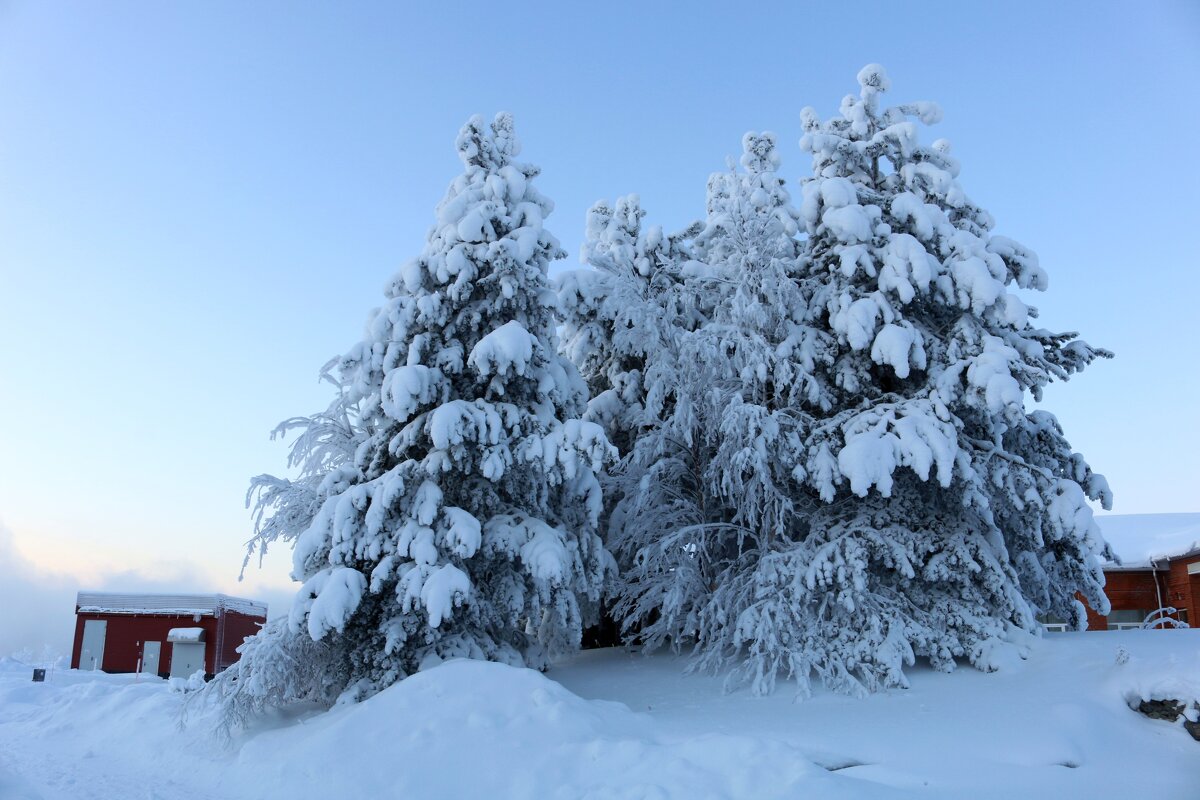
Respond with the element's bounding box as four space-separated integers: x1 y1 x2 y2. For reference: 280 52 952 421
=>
1 632 1198 799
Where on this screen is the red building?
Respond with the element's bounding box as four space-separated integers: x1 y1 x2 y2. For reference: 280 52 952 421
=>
70 592 267 679
1083 546 1200 631
1072 514 1200 631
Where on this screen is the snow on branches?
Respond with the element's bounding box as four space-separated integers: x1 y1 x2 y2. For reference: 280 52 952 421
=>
211 113 617 722
581 65 1113 697
227 65 1114 718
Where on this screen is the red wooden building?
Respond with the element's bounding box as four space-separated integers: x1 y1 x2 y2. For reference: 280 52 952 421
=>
1054 514 1200 632
1082 546 1200 630
70 592 267 679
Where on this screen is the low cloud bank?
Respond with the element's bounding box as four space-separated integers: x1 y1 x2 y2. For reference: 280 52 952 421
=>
0 521 294 660
0 522 79 658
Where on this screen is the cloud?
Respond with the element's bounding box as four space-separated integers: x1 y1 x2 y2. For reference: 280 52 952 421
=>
0 521 80 658
0 521 294 661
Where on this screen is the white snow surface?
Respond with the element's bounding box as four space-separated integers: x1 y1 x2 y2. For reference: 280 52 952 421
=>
2 633 1199 799
1096 513 1200 566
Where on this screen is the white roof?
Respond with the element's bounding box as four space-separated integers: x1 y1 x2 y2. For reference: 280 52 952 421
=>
1095 513 1200 568
76 592 267 618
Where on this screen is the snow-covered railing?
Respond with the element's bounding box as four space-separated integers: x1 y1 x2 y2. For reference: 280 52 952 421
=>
1141 608 1190 630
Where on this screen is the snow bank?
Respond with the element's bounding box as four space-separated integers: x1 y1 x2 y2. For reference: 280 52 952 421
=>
0 657 43 674
235 660 840 799
2 633 1199 799
554 633 1200 798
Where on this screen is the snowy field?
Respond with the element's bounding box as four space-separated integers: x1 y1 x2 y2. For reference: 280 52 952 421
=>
1 632 1198 799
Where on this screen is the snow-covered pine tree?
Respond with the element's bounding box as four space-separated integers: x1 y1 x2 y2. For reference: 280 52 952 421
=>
555 196 703 645
603 68 1114 699
241 361 365 578
205 113 615 721
556 195 699 458
607 133 835 659
707 64 1113 696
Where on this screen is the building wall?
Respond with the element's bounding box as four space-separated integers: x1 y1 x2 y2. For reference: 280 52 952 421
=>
71 612 220 674
70 610 266 675
1082 596 1108 631
1164 554 1200 626
1088 569 1163 629
215 610 265 672
1082 562 1200 630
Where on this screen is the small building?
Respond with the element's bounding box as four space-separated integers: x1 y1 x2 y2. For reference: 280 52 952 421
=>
70 592 267 679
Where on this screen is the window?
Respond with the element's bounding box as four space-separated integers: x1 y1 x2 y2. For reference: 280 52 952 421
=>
1106 609 1152 631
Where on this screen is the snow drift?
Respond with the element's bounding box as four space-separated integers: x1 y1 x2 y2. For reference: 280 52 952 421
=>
3 633 1200 799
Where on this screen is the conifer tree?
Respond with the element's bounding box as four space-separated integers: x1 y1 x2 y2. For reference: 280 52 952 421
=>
555 196 702 644
557 195 699 457
770 65 1114 690
208 114 615 721
711 66 1113 695
585 68 1114 697
607 133 832 664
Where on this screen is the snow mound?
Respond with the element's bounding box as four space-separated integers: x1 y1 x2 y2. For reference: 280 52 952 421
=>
1096 513 1200 565
1116 648 1200 713
4 635 1200 799
236 659 835 799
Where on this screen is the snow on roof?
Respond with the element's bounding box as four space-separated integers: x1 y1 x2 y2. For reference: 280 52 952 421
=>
75 592 267 618
1095 513 1200 568
166 628 206 643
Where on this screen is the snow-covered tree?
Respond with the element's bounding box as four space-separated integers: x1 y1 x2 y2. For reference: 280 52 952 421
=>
723 65 1112 695
207 113 615 720
606 132 831 663
602 68 1114 698
556 195 699 457
241 361 364 577
189 616 348 736
555 196 704 644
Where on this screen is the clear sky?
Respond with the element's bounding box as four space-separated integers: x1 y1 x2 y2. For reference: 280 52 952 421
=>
1 1 1197 653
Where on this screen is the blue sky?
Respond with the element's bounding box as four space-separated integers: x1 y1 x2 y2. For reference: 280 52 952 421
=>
1 1 1197 648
